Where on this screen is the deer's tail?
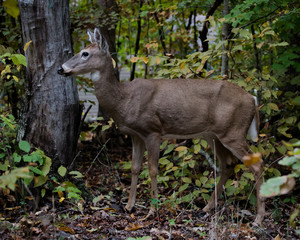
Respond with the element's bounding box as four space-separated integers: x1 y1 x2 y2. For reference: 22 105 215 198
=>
248 96 259 142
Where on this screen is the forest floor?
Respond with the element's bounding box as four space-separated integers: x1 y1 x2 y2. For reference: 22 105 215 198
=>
1 136 299 240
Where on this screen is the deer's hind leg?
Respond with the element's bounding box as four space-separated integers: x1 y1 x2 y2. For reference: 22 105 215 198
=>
221 139 265 224
203 138 237 213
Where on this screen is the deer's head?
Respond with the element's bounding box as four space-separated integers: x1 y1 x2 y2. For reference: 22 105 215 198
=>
57 28 110 77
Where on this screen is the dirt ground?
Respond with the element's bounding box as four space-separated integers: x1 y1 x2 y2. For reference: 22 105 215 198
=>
0 139 299 239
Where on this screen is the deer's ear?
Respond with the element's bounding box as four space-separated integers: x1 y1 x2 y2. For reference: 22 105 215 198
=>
94 28 109 53
87 29 95 43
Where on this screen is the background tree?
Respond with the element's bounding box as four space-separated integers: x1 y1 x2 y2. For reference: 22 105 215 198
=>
18 0 82 168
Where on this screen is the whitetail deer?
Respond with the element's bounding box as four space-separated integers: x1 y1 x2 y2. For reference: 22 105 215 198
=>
58 28 265 224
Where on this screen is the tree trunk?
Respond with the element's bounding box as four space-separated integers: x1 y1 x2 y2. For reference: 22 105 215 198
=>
199 0 222 69
130 0 143 81
18 0 82 168
221 0 230 76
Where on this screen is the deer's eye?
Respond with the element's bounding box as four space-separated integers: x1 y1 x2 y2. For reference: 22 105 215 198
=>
82 52 89 58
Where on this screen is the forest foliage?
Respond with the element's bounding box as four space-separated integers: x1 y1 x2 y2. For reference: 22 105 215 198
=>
0 0 299 233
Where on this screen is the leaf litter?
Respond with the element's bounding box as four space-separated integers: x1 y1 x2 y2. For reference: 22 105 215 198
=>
0 140 299 239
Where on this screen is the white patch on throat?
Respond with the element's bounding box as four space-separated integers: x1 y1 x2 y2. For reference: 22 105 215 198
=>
89 71 101 82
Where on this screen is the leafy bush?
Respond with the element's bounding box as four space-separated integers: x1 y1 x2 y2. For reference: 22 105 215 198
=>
0 114 83 204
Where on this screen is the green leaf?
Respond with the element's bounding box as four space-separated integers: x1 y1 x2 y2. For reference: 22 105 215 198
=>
242 172 254 180
41 189 46 197
240 29 252 39
200 176 208 184
29 166 43 176
277 126 292 138
13 152 21 163
194 144 201 153
69 171 83 178
292 96 300 105
178 183 189 193
67 192 82 200
67 186 82 193
34 175 48 187
268 103 279 111
201 193 210 201
195 179 201 187
122 161 131 170
182 177 192 184
19 140 30 153
260 176 295 197
11 54 27 67
276 145 287 155
58 166 67 177
200 140 208 148
41 157 52 176
181 193 193 202
160 140 168 150
279 156 298 167
101 125 110 131
164 144 175 155
159 157 170 165
23 155 32 162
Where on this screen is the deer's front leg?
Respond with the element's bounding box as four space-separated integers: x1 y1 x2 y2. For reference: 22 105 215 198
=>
145 134 161 215
125 135 145 212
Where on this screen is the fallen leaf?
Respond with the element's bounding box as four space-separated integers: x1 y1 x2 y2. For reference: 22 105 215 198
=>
125 222 143 231
274 234 281 240
58 225 75 234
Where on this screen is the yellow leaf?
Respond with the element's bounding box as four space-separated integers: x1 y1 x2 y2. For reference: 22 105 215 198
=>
243 152 262 167
155 56 160 65
141 56 149 64
12 75 19 82
196 64 204 73
111 58 116 68
205 69 214 78
58 191 64 198
179 62 185 69
246 76 251 83
24 40 32 52
59 197 65 202
257 42 264 49
218 18 226 23
3 0 19 19
130 56 139 63
175 146 187 152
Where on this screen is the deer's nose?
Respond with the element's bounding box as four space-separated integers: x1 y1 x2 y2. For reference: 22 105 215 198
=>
57 67 64 75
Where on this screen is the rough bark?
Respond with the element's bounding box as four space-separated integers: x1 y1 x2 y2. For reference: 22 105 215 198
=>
18 0 82 167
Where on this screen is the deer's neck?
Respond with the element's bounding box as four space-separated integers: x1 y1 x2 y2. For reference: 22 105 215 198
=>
91 63 122 118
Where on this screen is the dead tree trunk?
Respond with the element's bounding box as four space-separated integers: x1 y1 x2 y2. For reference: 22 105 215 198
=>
18 0 82 168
